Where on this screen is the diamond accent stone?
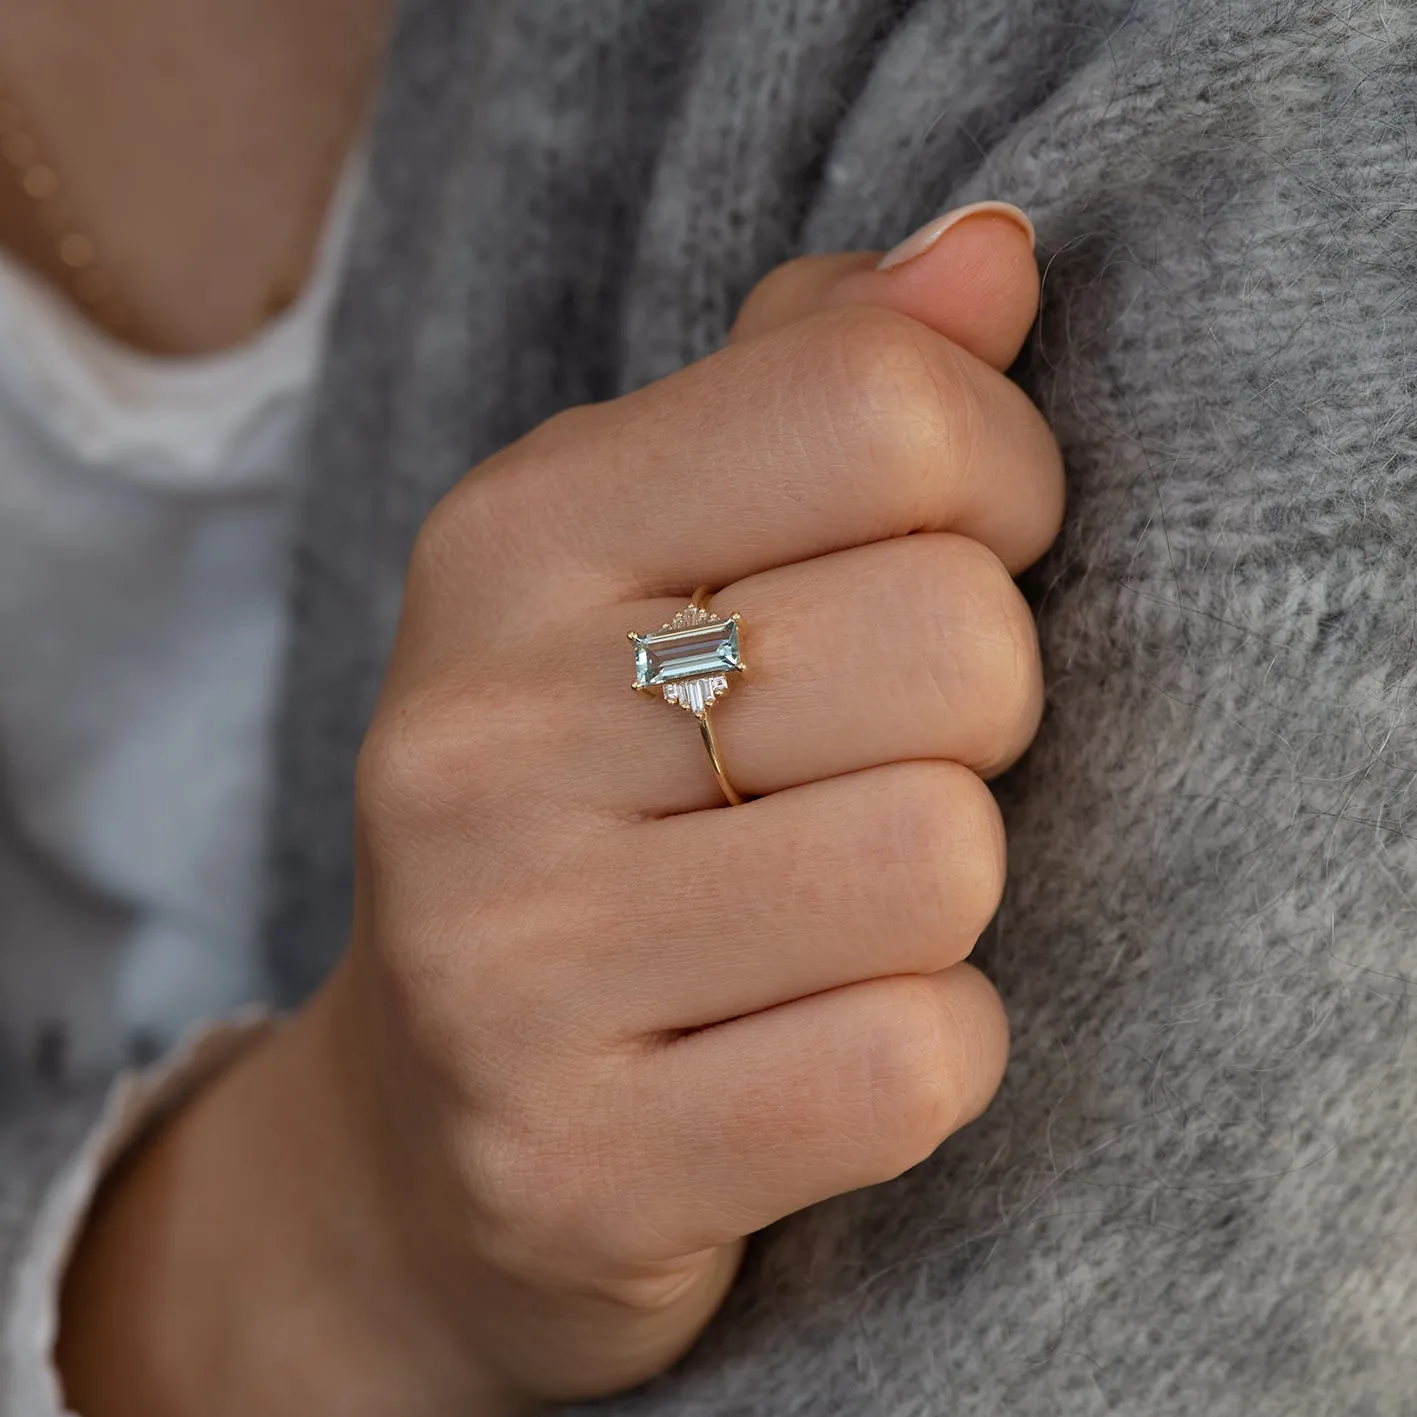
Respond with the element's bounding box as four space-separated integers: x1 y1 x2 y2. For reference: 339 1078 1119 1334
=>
663 674 731 715
666 604 716 631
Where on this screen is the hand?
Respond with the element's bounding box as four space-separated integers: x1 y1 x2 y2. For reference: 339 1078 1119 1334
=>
58 204 1063 1415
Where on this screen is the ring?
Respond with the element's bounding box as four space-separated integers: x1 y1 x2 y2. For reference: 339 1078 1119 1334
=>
628 585 748 806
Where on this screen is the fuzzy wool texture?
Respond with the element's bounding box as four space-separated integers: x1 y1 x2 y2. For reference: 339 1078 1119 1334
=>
6 0 1417 1411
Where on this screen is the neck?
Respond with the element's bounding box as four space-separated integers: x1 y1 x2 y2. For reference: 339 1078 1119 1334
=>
0 0 392 355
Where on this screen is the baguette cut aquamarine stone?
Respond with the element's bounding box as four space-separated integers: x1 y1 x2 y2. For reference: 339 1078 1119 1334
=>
634 618 741 688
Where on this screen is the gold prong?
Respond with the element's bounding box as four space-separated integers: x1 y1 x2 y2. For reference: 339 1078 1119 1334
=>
730 612 742 623
626 630 639 641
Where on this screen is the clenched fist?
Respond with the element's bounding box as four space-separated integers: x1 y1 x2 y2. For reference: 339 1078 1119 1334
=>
60 201 1064 1417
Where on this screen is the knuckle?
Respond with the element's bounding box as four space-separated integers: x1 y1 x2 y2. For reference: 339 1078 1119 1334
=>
355 696 439 833
466 1120 603 1279
520 400 600 470
465 1075 651 1285
1029 416 1069 559
411 409 594 606
408 474 497 593
954 774 1010 930
935 537 1044 769
355 686 503 837
811 306 963 513
402 483 502 632
859 978 963 1175
871 765 1007 959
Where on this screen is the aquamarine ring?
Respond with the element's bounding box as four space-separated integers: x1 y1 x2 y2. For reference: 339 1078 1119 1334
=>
628 586 748 805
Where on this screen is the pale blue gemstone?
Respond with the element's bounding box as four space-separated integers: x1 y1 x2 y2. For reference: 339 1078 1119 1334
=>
634 619 741 687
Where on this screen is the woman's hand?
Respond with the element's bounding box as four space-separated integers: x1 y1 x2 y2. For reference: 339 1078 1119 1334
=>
58 203 1063 1416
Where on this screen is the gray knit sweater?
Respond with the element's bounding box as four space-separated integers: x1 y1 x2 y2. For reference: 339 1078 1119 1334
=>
7 0 1417 1410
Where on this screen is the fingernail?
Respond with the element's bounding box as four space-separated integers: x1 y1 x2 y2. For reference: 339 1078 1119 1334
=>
876 200 1036 271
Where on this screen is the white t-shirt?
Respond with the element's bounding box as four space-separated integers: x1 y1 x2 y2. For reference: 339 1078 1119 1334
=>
0 145 367 1412
0 147 365 1077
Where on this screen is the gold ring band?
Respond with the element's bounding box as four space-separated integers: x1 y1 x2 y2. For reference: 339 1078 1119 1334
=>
688 586 746 806
628 584 749 807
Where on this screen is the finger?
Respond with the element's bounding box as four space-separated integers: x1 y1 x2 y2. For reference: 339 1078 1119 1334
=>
604 962 1009 1262
588 761 1006 1036
729 203 1039 373
554 533 1042 814
445 303 1063 623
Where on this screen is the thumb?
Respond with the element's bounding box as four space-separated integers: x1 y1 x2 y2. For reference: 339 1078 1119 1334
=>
727 201 1038 373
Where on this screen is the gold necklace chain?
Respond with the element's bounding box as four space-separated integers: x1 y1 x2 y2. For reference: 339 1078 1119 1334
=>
0 62 372 347
0 85 126 331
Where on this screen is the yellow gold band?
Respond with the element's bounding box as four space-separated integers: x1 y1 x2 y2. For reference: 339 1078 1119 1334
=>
696 701 745 806
688 586 747 806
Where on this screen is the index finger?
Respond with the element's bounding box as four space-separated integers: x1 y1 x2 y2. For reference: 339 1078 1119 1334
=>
457 304 1062 614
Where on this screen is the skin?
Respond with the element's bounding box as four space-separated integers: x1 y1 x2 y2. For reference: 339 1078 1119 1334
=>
3 6 1063 1411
